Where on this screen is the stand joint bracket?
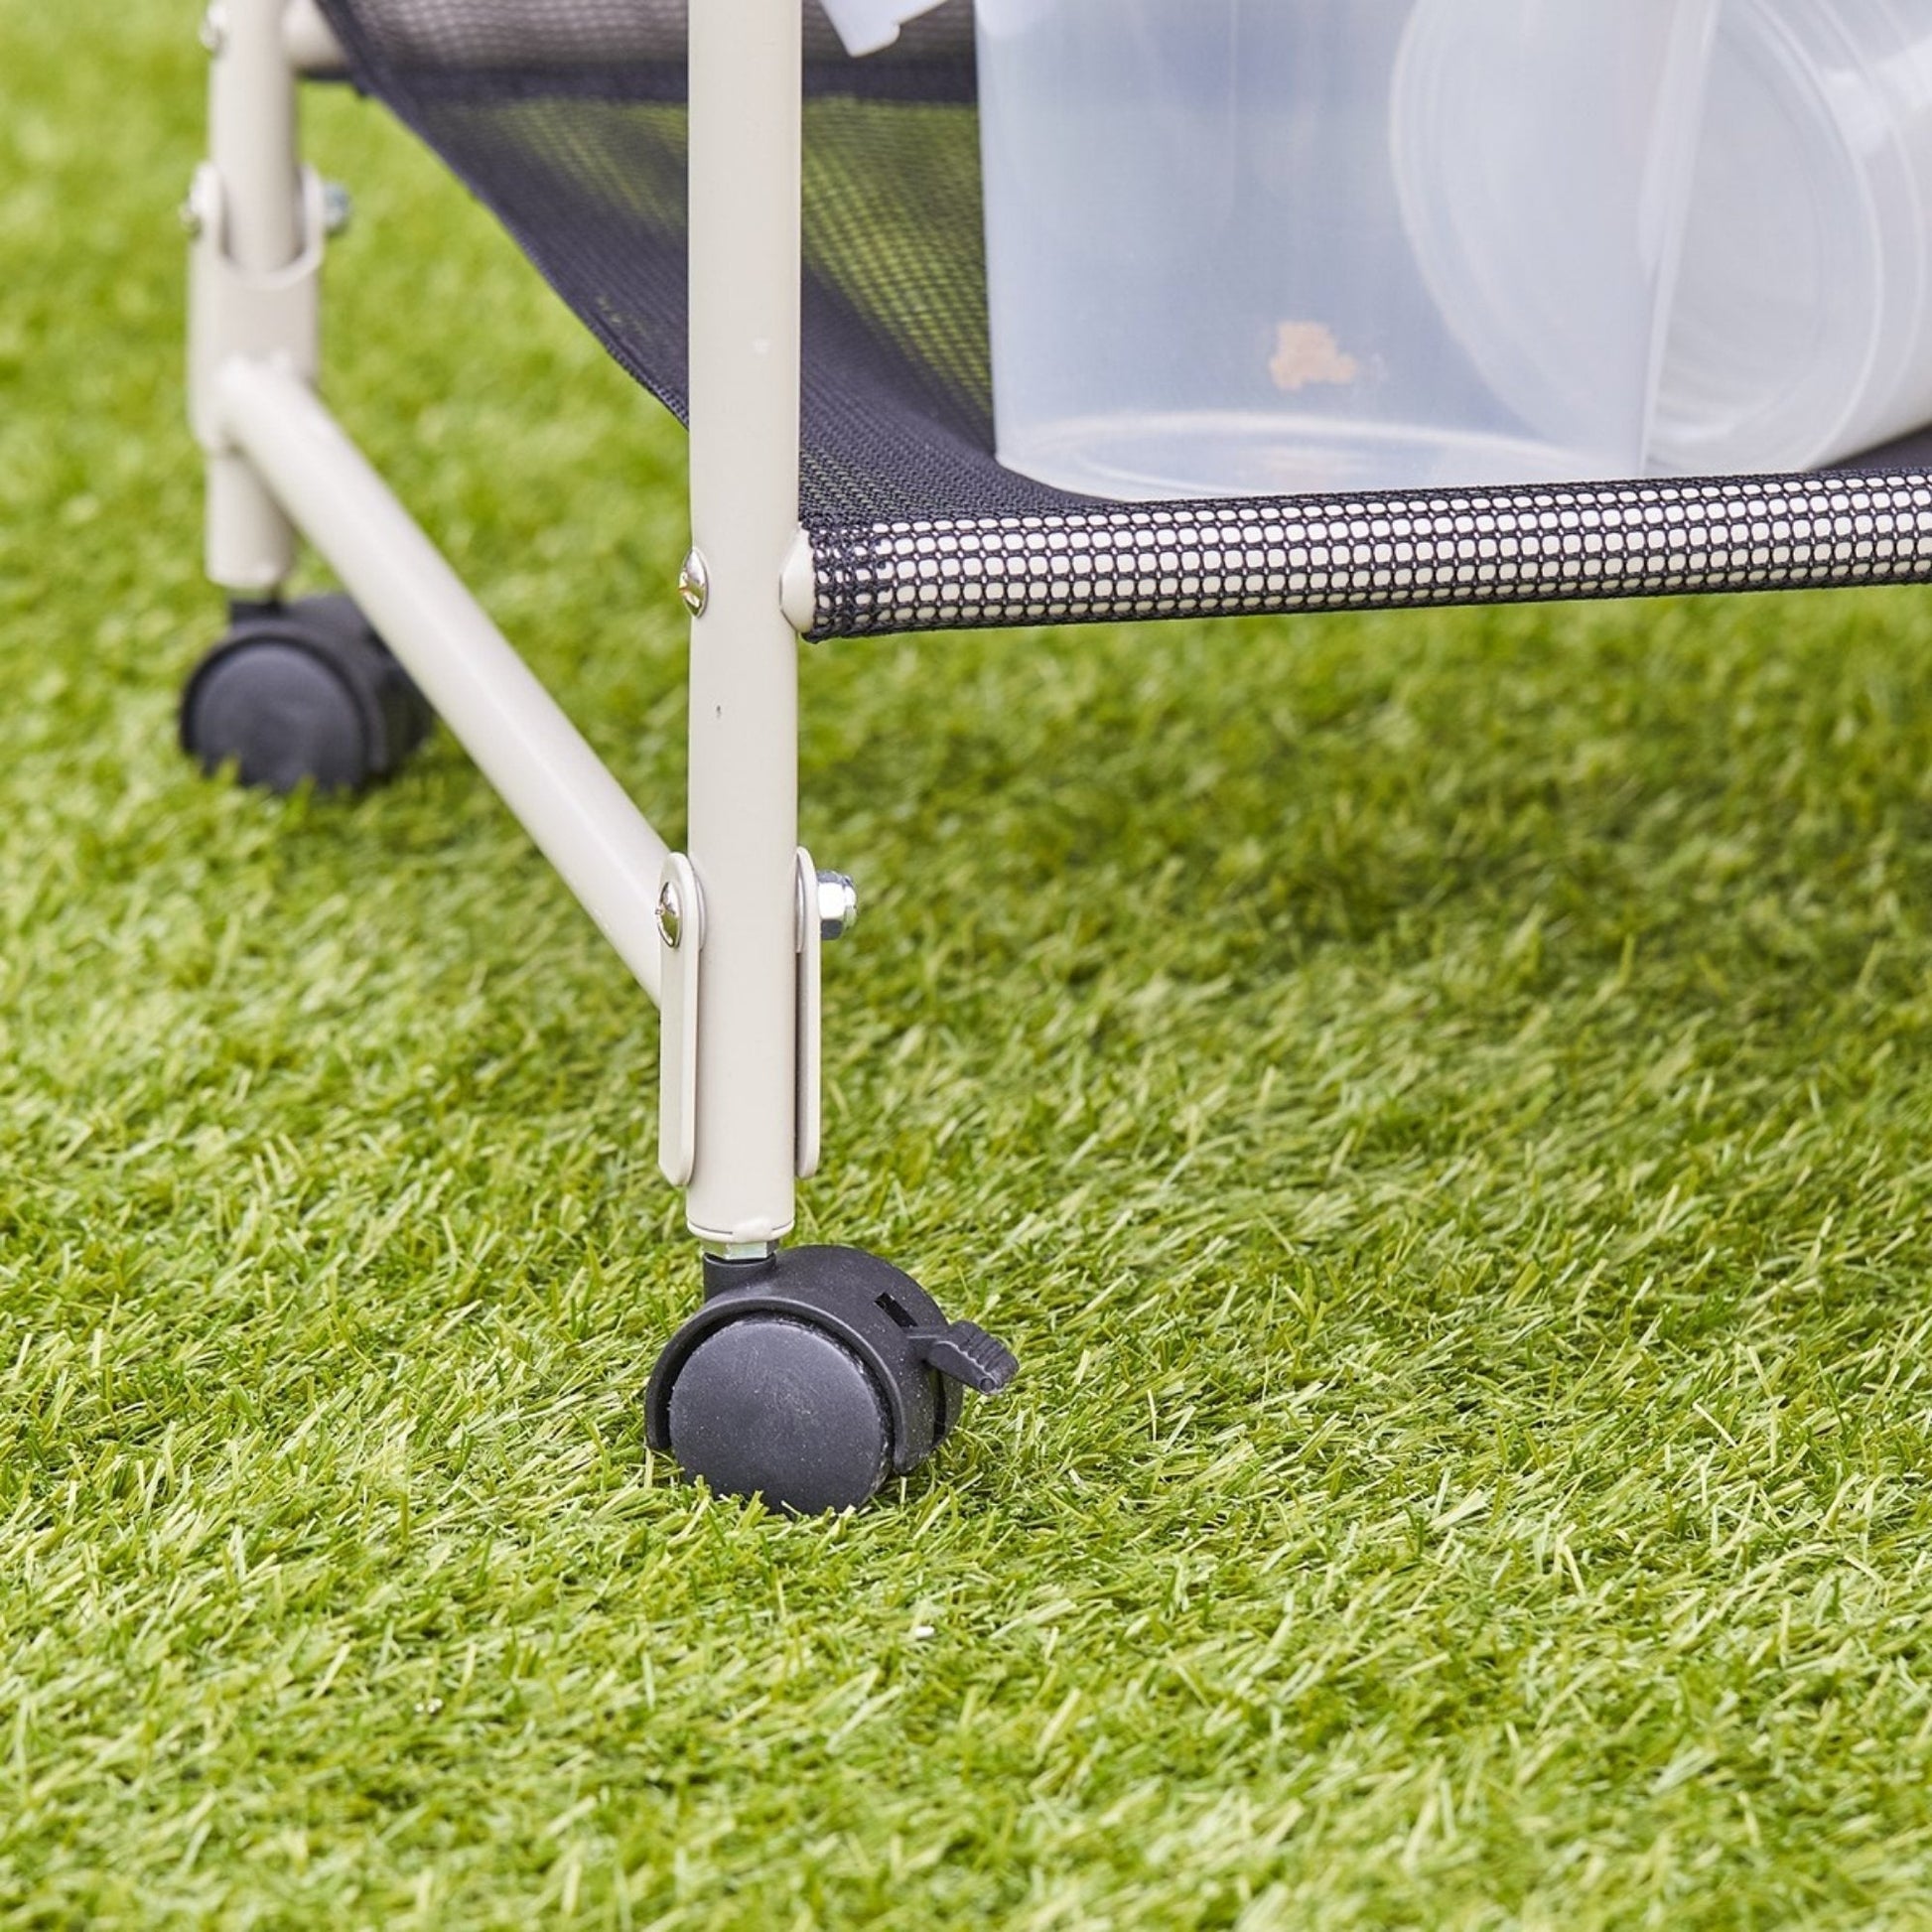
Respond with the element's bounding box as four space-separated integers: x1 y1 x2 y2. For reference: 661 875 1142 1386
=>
188 163 327 455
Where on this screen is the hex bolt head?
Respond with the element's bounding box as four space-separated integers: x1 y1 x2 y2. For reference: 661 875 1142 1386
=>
678 549 710 619
321 181 354 238
815 871 859 941
655 881 684 951
179 171 215 241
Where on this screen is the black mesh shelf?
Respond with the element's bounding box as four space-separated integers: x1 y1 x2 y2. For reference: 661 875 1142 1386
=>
316 0 1932 639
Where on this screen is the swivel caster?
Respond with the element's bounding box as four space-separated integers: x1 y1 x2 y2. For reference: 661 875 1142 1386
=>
644 1246 1019 1515
181 594 434 795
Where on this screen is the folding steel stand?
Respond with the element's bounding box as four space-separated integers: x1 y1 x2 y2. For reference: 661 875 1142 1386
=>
183 0 1016 1514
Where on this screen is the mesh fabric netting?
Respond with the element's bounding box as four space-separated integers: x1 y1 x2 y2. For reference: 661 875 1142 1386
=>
313 0 1932 636
315 0 1051 526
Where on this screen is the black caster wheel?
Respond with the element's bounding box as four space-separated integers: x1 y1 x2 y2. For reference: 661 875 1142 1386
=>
181 594 434 795
644 1246 1019 1515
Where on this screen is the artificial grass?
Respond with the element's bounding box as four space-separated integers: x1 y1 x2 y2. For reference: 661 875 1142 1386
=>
6 5 1932 1925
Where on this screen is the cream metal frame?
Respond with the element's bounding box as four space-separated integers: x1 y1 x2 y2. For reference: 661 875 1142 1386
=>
189 0 815 1257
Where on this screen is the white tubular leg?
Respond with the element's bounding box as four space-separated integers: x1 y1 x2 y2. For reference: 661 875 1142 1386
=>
199 0 304 594
216 359 670 1007
682 0 807 1250
283 0 347 74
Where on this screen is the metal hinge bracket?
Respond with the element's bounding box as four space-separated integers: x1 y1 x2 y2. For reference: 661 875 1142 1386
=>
187 162 327 455
656 854 706 1187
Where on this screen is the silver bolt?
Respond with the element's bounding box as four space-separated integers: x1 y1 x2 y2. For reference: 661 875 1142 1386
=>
678 549 709 618
655 881 683 951
321 181 353 238
179 171 214 241
199 4 228 54
815 872 859 941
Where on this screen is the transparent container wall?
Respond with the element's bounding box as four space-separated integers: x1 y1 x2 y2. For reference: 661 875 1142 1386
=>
1651 0 1932 476
820 0 949 55
976 0 1719 501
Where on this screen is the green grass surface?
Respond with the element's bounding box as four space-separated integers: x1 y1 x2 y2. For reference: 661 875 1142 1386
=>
7 6 1932 1926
